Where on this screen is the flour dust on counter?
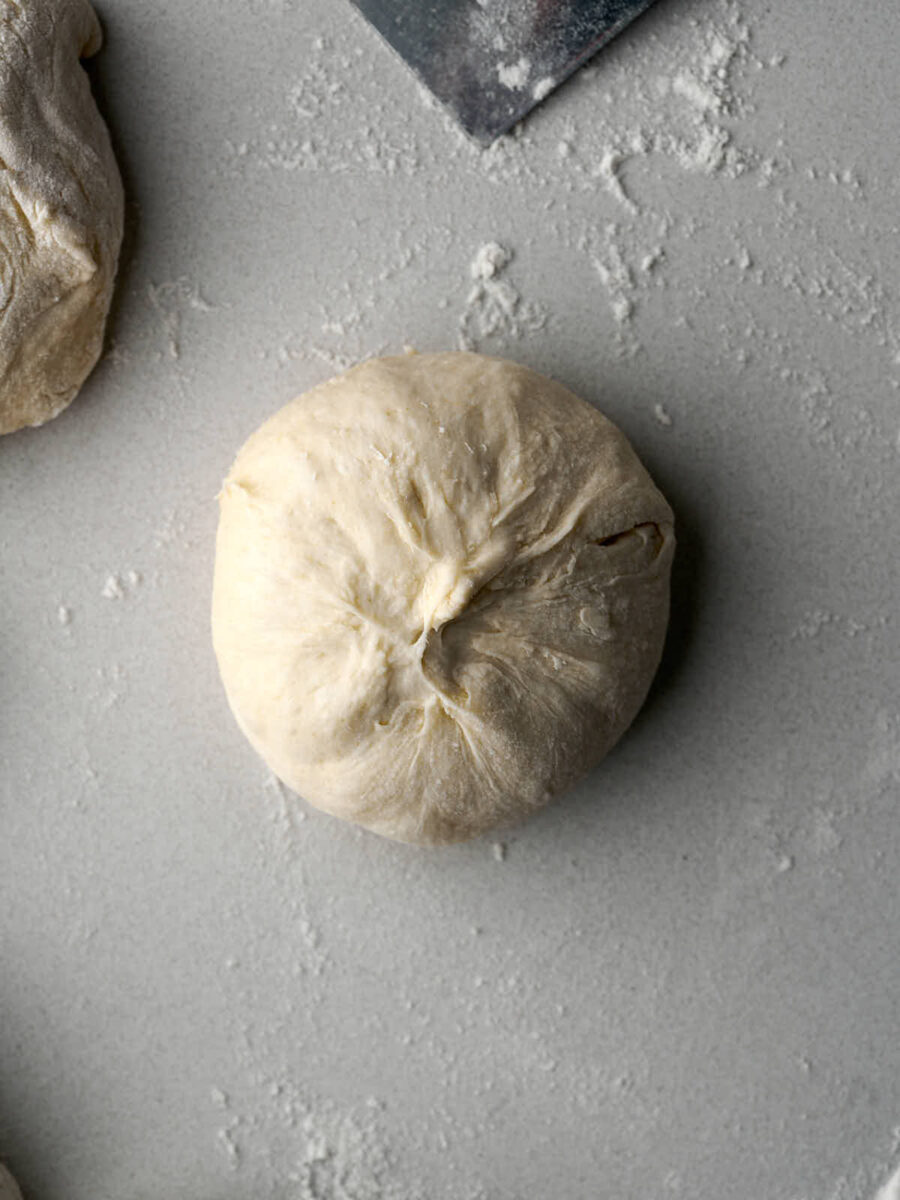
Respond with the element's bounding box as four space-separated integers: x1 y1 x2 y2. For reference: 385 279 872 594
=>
203 793 484 1199
790 608 891 644
203 840 573 1200
457 242 547 351
146 278 217 363
101 570 142 601
221 0 900 440
210 1083 434 1200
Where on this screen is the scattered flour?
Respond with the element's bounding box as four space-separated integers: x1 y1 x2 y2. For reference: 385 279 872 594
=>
211 1081 429 1200
93 661 127 712
222 0 900 410
262 770 309 851
570 2 757 213
590 224 642 356
593 229 635 325
457 242 547 351
146 278 215 361
102 571 142 601
226 38 420 178
790 610 889 641
153 508 189 551
497 57 530 91
101 574 125 601
669 26 747 116
470 241 511 281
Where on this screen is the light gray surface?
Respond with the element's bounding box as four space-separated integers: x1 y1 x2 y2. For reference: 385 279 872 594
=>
2 1 899 1198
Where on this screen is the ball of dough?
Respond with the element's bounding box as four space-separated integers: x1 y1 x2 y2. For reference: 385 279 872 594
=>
0 1163 23 1200
213 352 675 845
0 0 123 436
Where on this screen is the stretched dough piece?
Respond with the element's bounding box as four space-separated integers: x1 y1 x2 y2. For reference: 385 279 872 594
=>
0 0 123 435
0 1163 22 1200
213 352 675 845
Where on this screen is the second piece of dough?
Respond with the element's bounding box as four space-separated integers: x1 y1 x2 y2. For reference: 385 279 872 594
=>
0 0 123 435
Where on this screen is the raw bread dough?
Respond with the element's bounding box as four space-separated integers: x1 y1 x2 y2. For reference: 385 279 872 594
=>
0 0 123 435
213 352 675 845
0 1163 22 1200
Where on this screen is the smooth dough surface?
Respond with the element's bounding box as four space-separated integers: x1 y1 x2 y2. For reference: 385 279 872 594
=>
0 0 123 435
0 1163 22 1200
213 352 675 845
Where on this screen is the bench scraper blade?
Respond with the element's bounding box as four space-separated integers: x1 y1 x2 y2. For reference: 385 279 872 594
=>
347 0 659 145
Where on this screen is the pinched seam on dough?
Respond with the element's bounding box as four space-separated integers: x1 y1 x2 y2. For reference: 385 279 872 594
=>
383 517 670 725
450 519 668 624
413 519 672 835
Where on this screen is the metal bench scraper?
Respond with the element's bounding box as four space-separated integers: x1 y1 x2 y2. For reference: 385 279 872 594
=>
347 0 660 145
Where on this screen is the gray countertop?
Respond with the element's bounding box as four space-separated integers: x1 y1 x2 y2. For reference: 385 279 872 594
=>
2 1 899 1197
